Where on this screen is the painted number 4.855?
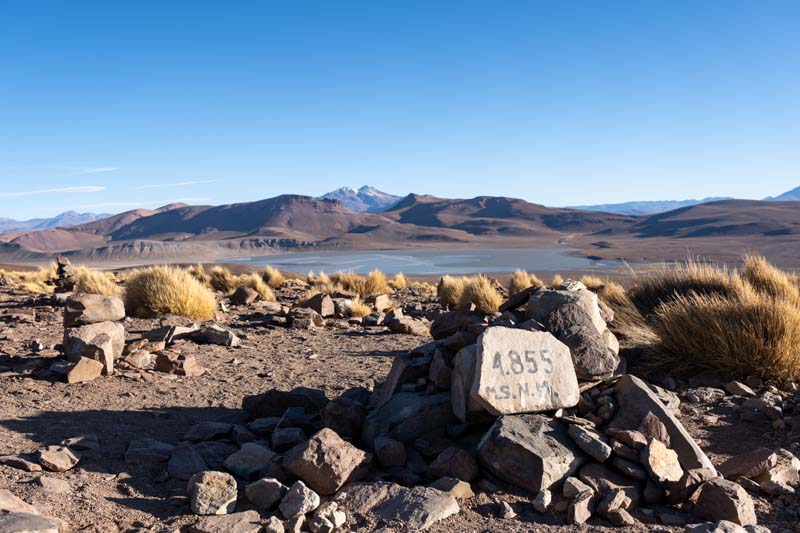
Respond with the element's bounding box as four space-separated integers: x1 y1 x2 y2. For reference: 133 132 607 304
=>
492 349 554 376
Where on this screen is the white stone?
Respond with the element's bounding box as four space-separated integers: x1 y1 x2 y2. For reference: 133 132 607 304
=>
469 327 579 416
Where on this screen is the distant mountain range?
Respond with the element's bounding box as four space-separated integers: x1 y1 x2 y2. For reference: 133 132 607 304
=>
0 211 111 234
1 192 800 266
1 183 800 266
571 183 800 215
568 197 733 216
765 186 800 201
319 186 401 213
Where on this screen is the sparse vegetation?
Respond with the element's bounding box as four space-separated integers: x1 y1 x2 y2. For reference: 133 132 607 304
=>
0 264 56 294
187 264 210 285
261 266 286 288
124 266 217 321
458 275 503 313
579 275 604 291
437 275 468 308
209 266 235 293
508 269 544 295
72 266 122 297
349 297 373 318
609 256 800 383
411 281 437 299
234 272 276 302
627 259 740 316
550 274 564 288
390 273 408 290
365 269 390 296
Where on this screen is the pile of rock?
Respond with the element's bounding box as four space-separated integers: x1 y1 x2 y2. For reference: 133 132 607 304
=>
269 291 432 335
109 281 795 531
51 256 77 294
55 293 126 383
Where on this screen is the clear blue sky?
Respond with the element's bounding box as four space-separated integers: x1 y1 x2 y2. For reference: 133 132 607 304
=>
1 1 798 219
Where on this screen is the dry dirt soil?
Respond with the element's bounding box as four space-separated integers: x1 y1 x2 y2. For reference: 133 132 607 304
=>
0 284 798 533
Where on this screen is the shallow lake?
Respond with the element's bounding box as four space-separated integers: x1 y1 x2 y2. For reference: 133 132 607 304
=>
230 248 618 275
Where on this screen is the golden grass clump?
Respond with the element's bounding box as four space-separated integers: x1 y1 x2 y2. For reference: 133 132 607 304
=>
390 273 408 290
550 274 564 288
741 255 800 303
508 269 544 296
653 288 800 382
579 275 604 291
72 266 122 297
458 275 503 314
333 271 366 295
234 273 276 302
437 275 468 308
627 259 742 316
611 256 800 383
209 266 235 293
0 264 56 294
261 266 286 289
124 266 217 321
365 269 390 296
187 264 210 285
349 297 373 318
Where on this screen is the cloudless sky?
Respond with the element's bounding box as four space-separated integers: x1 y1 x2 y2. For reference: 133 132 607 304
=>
1 1 798 219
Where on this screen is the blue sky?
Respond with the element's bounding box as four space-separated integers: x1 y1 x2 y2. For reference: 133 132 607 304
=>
1 1 798 219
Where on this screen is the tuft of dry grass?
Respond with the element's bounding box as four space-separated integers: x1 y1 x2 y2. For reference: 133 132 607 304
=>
72 266 122 297
390 273 408 290
261 266 286 289
0 264 57 294
209 266 235 293
365 269 390 296
124 266 217 321
579 275 604 291
333 271 365 295
741 255 800 303
187 264 210 285
234 273 276 302
438 275 468 308
550 274 564 288
508 269 544 296
653 288 800 382
458 275 503 314
610 256 800 383
627 259 741 316
349 297 373 318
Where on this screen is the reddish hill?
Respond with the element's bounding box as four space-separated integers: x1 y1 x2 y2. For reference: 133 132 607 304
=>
2 194 800 265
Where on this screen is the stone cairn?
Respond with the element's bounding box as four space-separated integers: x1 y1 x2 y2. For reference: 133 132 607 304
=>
113 280 782 532
51 256 76 294
57 293 126 384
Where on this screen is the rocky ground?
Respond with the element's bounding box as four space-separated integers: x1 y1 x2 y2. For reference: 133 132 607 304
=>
0 277 799 533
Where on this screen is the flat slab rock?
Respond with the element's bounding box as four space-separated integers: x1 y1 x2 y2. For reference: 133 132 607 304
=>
0 512 61 533
340 482 459 531
470 327 580 415
188 510 262 533
611 374 716 474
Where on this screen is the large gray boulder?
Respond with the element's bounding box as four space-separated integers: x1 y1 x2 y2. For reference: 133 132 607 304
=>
362 392 454 447
469 327 580 415
525 289 606 335
478 414 587 493
64 293 124 327
524 289 620 379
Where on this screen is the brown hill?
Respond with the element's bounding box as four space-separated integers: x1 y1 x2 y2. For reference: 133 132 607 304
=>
1 195 800 266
